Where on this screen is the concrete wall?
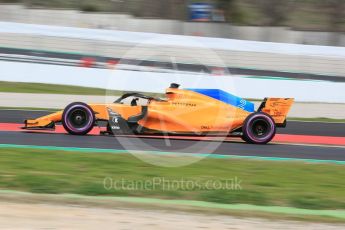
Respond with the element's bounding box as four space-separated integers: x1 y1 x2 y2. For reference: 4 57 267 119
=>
0 4 344 46
1 60 344 103
1 22 344 77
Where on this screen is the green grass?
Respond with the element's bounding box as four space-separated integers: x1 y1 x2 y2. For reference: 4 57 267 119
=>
0 81 123 95
0 147 344 211
288 117 345 123
0 81 163 97
0 107 59 112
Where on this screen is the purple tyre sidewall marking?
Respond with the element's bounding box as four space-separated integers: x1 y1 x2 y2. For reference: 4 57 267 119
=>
245 114 275 142
64 104 93 132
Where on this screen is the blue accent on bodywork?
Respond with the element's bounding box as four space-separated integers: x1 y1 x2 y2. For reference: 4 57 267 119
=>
187 89 255 112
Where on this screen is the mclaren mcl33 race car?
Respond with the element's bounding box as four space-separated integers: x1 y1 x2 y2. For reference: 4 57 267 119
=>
23 83 294 144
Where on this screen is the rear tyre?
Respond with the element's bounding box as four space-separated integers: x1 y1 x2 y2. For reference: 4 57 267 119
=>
62 102 95 135
242 112 276 144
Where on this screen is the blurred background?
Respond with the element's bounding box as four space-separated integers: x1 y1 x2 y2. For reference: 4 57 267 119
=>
0 0 344 103
0 0 344 46
0 1 345 228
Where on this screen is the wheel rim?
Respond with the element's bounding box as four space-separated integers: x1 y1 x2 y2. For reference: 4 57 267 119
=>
67 109 89 129
250 119 271 138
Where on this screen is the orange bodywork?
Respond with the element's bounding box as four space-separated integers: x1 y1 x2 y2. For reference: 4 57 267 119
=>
24 87 294 134
260 98 295 124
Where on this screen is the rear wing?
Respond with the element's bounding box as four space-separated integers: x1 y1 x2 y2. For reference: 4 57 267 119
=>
258 98 294 127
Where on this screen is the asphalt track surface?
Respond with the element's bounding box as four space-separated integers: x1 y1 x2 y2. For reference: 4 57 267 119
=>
1 47 344 82
1 131 345 161
0 109 344 161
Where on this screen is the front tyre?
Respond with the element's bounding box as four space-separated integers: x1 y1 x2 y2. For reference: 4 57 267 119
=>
62 102 95 135
242 112 276 144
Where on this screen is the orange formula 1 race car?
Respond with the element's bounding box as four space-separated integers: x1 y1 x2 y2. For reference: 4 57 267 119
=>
23 83 294 144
